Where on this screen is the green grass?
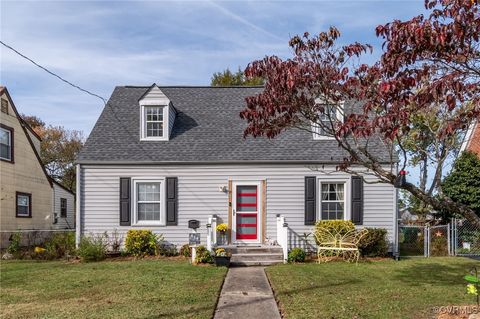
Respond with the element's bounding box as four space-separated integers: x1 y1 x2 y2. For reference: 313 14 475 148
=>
0 258 227 319
266 257 479 319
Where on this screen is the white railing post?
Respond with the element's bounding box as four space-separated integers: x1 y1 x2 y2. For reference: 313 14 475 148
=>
211 215 217 247
276 214 289 263
206 215 218 252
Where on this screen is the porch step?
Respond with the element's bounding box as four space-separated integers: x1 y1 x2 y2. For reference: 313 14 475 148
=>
230 253 283 262
225 246 284 266
230 260 283 266
228 246 283 254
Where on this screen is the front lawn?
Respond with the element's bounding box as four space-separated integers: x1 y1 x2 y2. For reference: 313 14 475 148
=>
266 257 479 319
0 258 227 319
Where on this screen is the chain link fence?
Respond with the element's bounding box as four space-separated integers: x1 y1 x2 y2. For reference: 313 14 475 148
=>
399 219 479 258
452 218 480 256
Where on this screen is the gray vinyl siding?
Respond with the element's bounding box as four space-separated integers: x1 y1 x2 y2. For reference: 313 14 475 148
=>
53 183 75 229
79 164 396 249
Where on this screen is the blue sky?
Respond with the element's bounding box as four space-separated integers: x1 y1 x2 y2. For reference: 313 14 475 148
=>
1 0 426 134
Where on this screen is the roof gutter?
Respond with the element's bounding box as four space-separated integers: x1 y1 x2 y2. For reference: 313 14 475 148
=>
75 159 397 165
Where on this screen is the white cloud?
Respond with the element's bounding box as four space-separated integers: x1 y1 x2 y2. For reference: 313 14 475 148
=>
1 0 423 134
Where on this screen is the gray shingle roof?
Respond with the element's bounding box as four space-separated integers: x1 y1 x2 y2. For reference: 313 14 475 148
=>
77 86 393 164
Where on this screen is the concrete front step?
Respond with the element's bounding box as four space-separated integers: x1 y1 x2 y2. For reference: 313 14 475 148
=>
231 253 283 262
227 246 283 254
221 246 284 266
230 260 283 266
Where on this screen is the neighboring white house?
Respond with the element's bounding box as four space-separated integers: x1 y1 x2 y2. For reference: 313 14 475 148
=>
76 84 397 253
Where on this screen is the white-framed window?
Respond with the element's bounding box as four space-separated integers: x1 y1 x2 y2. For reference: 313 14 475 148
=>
133 179 165 225
0 126 13 161
320 182 345 220
312 102 343 140
140 105 167 140
16 192 31 217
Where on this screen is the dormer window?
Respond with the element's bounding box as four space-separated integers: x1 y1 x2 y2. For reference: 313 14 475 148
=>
141 105 167 140
145 106 164 138
312 101 343 140
139 84 176 141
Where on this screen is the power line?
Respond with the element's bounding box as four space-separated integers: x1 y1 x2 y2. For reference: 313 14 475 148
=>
0 40 107 105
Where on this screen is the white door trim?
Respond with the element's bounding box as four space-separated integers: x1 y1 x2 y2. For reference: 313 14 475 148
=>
231 180 263 244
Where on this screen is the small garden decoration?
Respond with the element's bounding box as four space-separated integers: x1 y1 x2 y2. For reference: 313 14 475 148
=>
465 267 479 306
213 248 231 267
216 223 228 245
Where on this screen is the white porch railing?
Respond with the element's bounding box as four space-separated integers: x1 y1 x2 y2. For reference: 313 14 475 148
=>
276 214 289 263
206 215 217 251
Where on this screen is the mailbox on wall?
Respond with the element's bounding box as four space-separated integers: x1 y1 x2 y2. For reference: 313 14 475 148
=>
188 220 200 230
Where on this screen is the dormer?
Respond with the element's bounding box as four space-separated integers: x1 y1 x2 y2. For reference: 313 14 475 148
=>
138 84 176 141
311 97 344 140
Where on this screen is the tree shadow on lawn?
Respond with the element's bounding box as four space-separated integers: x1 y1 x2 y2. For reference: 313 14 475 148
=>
392 259 476 286
272 278 363 298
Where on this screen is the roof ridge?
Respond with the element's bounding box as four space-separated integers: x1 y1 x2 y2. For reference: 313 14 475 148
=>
123 85 264 89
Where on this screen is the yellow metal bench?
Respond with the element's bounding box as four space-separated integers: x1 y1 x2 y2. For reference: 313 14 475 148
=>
314 228 368 264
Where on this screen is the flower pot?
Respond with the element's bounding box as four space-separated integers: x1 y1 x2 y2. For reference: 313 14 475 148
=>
214 256 231 267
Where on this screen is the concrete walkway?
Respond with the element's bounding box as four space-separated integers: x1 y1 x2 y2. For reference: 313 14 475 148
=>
214 267 281 319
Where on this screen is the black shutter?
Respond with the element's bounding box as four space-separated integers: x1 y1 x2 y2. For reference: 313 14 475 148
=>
166 177 178 226
305 176 316 225
351 176 364 225
119 177 131 226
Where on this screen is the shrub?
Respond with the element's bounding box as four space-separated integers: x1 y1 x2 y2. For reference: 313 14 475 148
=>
180 244 191 257
313 220 355 245
7 232 22 255
44 232 76 259
288 248 306 263
158 243 178 257
125 230 162 257
195 245 213 264
78 235 107 262
358 228 389 257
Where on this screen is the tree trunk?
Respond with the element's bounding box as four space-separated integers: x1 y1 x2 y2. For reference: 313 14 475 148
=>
403 181 480 228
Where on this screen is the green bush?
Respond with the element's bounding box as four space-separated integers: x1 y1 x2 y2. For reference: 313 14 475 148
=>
158 243 178 257
44 232 76 259
78 235 107 262
195 245 213 264
180 244 191 257
7 232 22 255
288 248 306 263
125 230 162 257
313 220 355 245
358 228 389 257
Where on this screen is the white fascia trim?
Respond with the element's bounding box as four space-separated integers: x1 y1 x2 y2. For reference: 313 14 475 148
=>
131 178 166 226
139 103 170 141
460 121 476 153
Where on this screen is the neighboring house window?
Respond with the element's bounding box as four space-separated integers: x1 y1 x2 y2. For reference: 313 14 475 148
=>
16 192 32 218
312 103 343 140
0 125 13 162
134 181 163 224
320 183 345 220
141 105 165 139
60 198 67 218
1 98 8 114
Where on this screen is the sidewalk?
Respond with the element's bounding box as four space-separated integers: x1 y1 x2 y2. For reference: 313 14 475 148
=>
214 267 281 319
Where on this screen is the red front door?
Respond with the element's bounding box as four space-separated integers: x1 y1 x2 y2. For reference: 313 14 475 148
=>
235 185 258 240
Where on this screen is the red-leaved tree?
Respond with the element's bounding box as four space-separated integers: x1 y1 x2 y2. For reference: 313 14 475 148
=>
240 0 480 226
